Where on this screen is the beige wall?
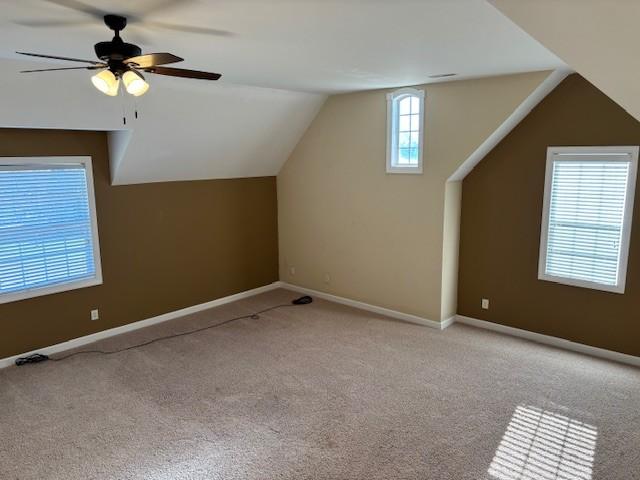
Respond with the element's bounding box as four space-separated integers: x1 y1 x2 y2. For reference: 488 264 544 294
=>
278 71 551 321
440 181 461 320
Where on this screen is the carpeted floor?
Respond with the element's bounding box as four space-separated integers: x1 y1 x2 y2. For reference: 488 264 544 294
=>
1 288 639 480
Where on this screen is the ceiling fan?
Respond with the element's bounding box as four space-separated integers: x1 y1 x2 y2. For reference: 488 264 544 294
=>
17 13 222 97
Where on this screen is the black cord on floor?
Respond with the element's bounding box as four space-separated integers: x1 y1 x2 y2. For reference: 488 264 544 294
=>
16 296 312 365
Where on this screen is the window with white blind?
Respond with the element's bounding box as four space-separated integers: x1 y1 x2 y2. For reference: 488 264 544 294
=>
538 146 638 293
386 87 425 174
0 157 102 304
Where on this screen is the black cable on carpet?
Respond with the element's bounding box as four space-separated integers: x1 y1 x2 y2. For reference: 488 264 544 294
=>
15 295 313 366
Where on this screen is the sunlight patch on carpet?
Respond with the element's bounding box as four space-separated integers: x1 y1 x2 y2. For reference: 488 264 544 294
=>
488 405 597 480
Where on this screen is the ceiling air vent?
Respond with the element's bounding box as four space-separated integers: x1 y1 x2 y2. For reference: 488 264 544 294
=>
428 73 457 79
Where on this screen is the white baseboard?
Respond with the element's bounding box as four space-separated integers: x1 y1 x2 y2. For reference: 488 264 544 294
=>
455 315 640 368
12 281 631 370
440 316 456 329
278 281 449 330
0 282 282 370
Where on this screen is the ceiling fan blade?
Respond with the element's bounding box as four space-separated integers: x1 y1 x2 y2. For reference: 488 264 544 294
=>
20 65 105 73
42 0 106 20
134 0 194 16
16 51 103 65
125 53 184 68
144 66 221 80
14 19 95 27
145 21 233 37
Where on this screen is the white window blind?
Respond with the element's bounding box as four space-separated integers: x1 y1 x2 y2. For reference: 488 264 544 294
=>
0 157 102 304
539 147 638 293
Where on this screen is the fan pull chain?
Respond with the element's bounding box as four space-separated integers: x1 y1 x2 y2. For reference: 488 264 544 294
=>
120 81 127 125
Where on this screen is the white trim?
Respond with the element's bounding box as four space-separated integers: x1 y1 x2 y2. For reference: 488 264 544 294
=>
0 156 103 304
107 130 133 184
440 316 456 329
0 282 282 369
386 87 425 174
454 315 640 368
279 281 449 329
538 146 639 294
449 68 571 181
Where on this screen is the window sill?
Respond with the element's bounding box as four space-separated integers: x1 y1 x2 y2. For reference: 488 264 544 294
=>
538 274 624 294
386 167 423 175
0 276 103 305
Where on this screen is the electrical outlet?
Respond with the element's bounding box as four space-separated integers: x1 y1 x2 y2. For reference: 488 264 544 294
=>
289 266 296 276
90 309 100 321
324 272 331 284
481 298 489 310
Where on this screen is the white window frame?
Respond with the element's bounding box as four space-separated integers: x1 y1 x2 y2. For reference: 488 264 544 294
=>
0 156 103 304
538 146 638 293
386 87 425 174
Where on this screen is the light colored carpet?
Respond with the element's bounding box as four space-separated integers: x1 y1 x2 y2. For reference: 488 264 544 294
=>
1 288 639 480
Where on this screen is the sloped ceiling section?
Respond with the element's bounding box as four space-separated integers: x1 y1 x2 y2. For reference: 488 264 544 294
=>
0 0 565 185
490 0 640 122
0 58 325 185
449 69 570 181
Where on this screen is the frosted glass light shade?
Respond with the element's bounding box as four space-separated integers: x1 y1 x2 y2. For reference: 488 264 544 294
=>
91 69 120 96
122 70 150 97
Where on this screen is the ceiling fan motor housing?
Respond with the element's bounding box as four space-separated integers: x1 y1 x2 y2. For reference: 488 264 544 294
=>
94 40 142 63
95 14 141 65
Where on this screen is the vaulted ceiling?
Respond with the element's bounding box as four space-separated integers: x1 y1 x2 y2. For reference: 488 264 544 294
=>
0 0 566 184
490 0 640 123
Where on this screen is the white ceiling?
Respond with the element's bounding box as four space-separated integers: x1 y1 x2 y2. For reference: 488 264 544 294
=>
0 0 566 184
490 0 640 123
1 0 565 93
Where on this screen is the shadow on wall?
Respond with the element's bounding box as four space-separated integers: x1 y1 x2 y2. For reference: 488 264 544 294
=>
488 404 596 480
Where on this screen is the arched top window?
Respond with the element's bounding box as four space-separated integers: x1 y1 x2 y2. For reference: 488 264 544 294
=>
386 87 425 174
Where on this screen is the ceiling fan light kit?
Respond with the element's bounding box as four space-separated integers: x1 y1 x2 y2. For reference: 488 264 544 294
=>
122 70 149 96
91 69 120 96
17 13 222 98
